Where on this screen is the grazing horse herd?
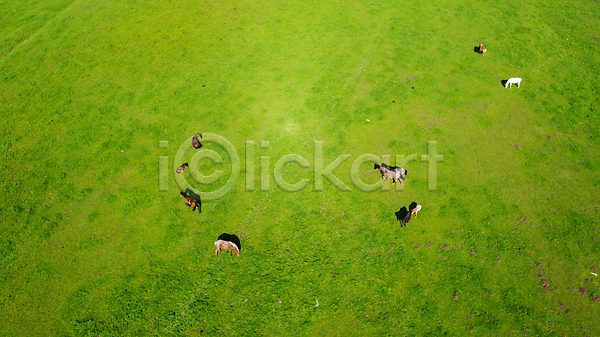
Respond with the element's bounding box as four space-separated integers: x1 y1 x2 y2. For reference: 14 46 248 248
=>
170 43 522 255
177 133 243 256
176 133 423 257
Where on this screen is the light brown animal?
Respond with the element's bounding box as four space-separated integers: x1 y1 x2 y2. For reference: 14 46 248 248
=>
411 204 422 217
478 44 484 53
180 191 201 213
215 240 240 256
176 163 189 173
481 48 487 56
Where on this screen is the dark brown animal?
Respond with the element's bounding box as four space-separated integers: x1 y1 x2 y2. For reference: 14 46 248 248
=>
192 133 203 149
176 163 189 173
478 44 484 53
180 191 201 213
401 211 411 227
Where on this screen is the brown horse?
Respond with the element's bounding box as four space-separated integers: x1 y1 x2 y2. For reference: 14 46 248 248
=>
180 191 201 213
192 133 203 149
176 163 189 173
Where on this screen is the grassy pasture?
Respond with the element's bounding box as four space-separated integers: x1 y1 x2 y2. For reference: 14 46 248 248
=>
1 0 599 335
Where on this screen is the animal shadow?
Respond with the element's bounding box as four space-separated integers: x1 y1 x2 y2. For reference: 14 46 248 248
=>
395 206 409 224
218 233 241 252
473 45 481 53
184 188 202 212
408 201 418 211
501 80 508 88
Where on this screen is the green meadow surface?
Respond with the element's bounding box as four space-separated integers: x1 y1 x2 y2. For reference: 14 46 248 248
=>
1 0 599 335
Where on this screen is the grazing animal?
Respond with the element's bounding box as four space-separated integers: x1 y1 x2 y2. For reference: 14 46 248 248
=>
375 163 407 185
401 211 412 227
176 163 189 173
192 133 203 149
180 191 201 213
411 204 422 217
481 48 487 56
215 240 240 256
505 78 522 88
374 163 390 181
478 44 484 53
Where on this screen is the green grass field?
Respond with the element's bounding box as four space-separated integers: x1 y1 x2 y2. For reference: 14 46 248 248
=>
1 0 599 335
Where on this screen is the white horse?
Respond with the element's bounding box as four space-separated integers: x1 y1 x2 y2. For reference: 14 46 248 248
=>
505 78 522 88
